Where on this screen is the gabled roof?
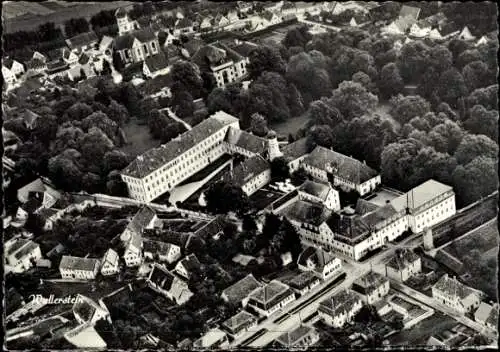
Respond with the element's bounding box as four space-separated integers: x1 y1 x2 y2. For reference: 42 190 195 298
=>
298 246 338 271
193 328 227 348
128 206 156 234
140 73 173 96
73 294 108 323
399 5 421 21
230 41 259 58
115 7 128 18
391 179 453 213
148 263 175 290
18 177 60 203
262 11 276 22
281 200 331 226
176 17 193 28
249 280 292 308
144 52 170 72
192 44 228 68
284 271 319 290
352 271 388 295
361 203 398 230
135 28 157 43
303 146 378 184
355 199 379 215
319 289 361 317
386 248 420 270
223 156 270 187
433 274 483 300
475 302 494 322
178 254 202 273
222 310 256 332
143 239 177 255
59 255 100 272
66 31 98 50
281 137 309 161
23 109 40 127
276 325 316 348
222 274 262 303
298 180 330 200
281 2 296 11
114 29 156 50
225 127 268 155
102 248 119 267
122 113 236 178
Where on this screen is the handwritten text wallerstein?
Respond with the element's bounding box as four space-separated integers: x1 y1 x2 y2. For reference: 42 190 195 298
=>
28 294 84 305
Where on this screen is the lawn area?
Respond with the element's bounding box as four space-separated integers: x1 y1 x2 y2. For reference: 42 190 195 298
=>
443 219 498 258
270 113 309 137
387 312 457 346
120 119 160 157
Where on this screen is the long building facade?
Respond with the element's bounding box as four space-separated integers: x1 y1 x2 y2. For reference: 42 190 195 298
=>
121 111 278 203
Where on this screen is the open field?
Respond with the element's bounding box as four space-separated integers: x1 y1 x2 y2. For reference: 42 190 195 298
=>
270 114 309 137
443 219 498 259
387 312 457 346
3 1 133 33
120 119 160 157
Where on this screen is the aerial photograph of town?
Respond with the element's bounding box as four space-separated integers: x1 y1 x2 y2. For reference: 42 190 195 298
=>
2 0 498 350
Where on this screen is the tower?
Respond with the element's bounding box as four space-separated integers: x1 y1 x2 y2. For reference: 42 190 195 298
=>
266 130 282 161
423 227 434 251
116 8 133 36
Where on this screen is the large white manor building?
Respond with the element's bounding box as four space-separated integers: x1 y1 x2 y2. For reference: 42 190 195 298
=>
121 111 283 202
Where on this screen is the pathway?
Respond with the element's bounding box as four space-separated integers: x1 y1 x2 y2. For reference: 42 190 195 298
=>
161 107 192 131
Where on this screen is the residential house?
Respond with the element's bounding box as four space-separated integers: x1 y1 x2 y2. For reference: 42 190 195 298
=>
474 302 498 330
301 146 381 196
17 177 60 206
36 259 52 268
174 18 194 35
279 200 334 251
247 280 296 317
46 60 70 80
318 289 363 328
297 246 342 281
47 243 65 258
260 11 281 27
16 193 44 221
114 28 160 65
143 51 170 78
275 325 319 349
147 263 193 305
191 43 249 87
409 23 431 38
174 253 202 280
192 328 229 349
21 109 41 130
123 231 143 267
222 310 257 339
2 58 25 85
298 180 341 211
59 255 101 280
26 58 48 75
140 72 173 99
284 271 321 296
221 274 262 307
385 248 422 282
399 5 421 22
432 274 484 314
213 13 230 27
262 1 283 13
458 26 476 41
222 156 271 196
352 271 390 304
227 10 239 23
161 30 177 47
73 294 110 325
199 15 215 30
5 238 42 273
101 248 120 276
143 239 181 264
66 31 99 53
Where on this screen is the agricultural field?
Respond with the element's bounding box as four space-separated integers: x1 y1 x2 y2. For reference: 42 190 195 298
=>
3 1 133 33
